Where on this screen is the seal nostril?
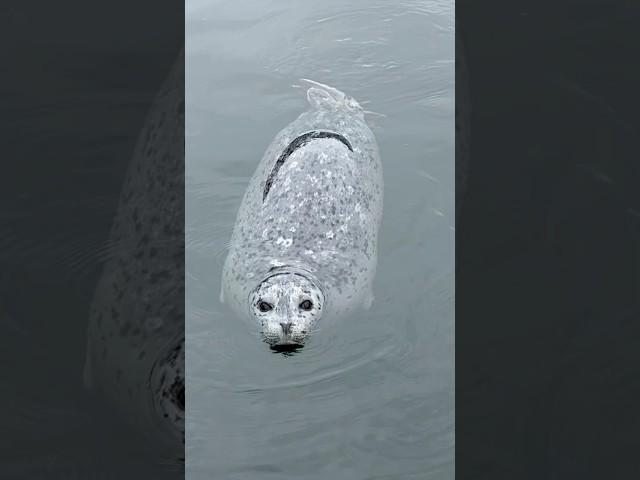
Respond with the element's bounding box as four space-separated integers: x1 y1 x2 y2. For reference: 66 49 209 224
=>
280 322 292 335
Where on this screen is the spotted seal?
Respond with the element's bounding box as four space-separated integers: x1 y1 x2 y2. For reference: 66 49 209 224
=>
82 49 184 453
221 80 383 348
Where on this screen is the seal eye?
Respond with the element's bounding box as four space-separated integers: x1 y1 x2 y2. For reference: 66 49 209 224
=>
299 300 313 311
257 301 273 312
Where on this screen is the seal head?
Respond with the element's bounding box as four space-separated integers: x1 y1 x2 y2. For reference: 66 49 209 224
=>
250 267 325 347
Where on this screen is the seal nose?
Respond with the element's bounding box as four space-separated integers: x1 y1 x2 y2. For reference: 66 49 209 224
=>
279 322 292 336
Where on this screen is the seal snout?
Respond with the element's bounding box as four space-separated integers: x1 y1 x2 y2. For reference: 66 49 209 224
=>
279 322 292 335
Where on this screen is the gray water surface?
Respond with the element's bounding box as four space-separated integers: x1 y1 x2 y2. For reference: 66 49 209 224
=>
186 1 454 478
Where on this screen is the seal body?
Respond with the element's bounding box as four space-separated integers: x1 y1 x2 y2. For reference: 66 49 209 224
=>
221 81 383 345
82 49 185 452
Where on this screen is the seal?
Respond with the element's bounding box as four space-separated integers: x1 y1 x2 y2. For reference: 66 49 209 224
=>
82 49 185 454
221 80 384 349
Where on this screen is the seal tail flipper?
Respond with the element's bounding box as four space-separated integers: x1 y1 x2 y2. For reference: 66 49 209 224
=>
300 78 364 114
300 78 347 103
299 78 386 124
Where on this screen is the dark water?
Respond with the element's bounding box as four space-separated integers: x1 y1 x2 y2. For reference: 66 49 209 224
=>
186 1 454 478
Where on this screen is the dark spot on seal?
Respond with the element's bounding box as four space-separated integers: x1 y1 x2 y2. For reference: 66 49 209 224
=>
263 130 353 202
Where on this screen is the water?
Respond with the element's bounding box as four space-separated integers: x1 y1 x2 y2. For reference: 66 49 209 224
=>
186 1 455 478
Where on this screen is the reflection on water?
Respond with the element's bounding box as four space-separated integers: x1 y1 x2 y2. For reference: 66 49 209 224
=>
186 0 454 478
1 65 184 480
82 49 185 462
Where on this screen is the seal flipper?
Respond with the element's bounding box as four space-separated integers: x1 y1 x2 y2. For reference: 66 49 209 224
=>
302 79 347 104
219 284 225 304
300 78 364 116
301 78 386 126
306 87 335 109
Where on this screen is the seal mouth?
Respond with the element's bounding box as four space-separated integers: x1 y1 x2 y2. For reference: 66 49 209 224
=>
269 342 304 355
